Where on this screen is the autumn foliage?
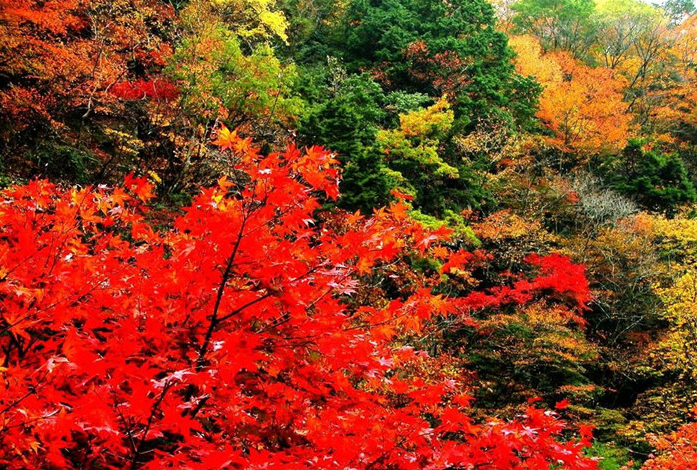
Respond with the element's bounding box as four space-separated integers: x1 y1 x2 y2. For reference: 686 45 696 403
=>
5 0 697 468
111 79 180 102
630 421 697 470
0 0 173 131
509 35 631 154
0 128 599 469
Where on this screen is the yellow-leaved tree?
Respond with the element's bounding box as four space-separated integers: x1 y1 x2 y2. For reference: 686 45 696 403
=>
211 0 289 43
620 215 697 442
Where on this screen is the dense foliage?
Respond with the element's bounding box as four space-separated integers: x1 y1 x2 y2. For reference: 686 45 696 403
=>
0 130 599 469
2 0 697 468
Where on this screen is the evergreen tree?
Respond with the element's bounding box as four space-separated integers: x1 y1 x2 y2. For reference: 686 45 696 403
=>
605 139 697 213
335 0 540 130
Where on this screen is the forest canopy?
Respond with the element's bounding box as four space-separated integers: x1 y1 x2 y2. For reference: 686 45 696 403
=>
1 0 697 468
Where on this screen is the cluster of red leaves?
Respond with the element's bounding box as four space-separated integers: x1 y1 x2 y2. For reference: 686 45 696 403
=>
111 79 180 102
0 127 599 469
524 253 592 312
444 252 591 324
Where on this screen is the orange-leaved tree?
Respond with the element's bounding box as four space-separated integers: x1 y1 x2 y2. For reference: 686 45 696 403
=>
652 14 697 143
0 127 598 469
510 34 632 155
628 420 697 470
0 0 175 132
0 0 176 180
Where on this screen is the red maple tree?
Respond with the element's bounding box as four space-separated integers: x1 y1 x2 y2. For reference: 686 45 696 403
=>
0 127 598 469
